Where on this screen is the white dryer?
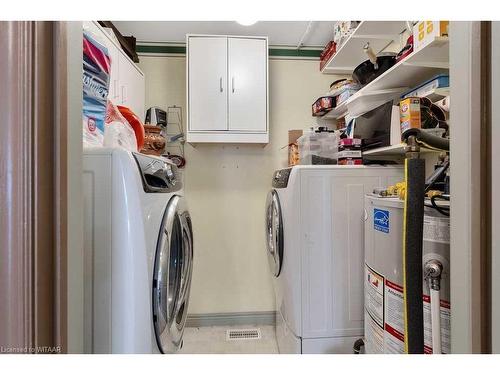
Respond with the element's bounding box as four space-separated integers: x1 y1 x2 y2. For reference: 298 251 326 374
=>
83 148 193 353
265 165 403 353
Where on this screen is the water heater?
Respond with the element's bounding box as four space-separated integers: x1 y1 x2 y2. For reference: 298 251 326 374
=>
364 195 450 354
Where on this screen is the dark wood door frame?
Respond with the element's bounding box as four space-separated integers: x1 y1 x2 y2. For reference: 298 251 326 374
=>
0 21 69 354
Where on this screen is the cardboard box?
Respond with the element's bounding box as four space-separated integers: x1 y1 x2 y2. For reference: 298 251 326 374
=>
312 96 334 116
399 97 421 134
319 41 337 71
402 74 449 99
333 21 359 48
413 21 449 51
288 130 303 166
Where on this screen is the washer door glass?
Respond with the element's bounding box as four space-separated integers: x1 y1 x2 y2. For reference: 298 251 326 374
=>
265 190 284 277
174 214 193 327
152 196 191 353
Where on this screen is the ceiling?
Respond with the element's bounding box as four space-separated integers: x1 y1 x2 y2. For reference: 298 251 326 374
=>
113 21 335 47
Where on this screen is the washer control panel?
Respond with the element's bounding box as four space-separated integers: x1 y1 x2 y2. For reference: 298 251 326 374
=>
133 152 182 193
272 168 292 189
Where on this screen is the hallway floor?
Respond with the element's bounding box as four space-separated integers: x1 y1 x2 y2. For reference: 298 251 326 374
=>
179 325 279 354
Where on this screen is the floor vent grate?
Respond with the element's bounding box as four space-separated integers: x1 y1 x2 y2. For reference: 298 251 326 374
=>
226 328 261 341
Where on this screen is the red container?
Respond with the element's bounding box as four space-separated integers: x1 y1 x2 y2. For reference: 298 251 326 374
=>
320 41 337 71
312 96 335 116
339 138 362 149
117 105 145 151
338 158 363 165
396 35 414 63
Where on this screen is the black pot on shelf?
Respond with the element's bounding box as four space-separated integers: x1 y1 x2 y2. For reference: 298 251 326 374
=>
352 52 397 86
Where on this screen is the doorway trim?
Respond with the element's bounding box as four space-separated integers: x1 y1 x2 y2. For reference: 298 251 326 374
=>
0 21 75 354
449 21 492 354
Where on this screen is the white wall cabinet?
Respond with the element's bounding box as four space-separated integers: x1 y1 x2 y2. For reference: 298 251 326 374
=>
107 40 121 102
117 51 145 119
188 37 228 132
84 21 145 120
228 37 267 133
187 35 269 143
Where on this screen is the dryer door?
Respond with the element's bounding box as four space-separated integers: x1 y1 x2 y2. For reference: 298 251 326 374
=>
265 190 284 277
152 195 193 353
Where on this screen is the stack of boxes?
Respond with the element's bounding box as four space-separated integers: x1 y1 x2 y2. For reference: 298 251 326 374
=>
337 138 363 165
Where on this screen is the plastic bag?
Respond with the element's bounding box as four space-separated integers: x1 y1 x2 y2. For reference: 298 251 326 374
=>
82 30 110 148
104 101 138 152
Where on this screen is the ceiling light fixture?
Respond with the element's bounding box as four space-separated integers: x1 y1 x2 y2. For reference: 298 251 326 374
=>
236 20 257 26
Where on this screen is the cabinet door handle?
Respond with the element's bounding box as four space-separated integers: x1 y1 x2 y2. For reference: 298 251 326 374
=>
121 85 126 103
220 77 223 92
232 77 235 93
113 80 118 99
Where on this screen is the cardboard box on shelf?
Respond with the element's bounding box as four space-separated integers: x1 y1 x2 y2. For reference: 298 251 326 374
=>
312 96 334 116
287 130 303 167
399 97 421 133
333 21 360 49
319 41 337 71
413 21 449 51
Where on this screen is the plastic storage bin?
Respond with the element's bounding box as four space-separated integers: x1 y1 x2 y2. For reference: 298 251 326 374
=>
297 130 338 165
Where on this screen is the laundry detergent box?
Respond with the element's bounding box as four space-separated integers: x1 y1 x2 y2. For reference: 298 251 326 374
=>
82 30 111 148
399 97 421 134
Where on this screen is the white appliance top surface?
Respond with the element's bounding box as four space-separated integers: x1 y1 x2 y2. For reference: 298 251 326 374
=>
291 164 403 170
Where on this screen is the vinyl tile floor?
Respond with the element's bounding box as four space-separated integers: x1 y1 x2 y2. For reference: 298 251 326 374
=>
179 325 279 354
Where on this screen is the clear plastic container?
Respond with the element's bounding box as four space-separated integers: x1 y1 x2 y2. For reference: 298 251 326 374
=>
297 130 338 165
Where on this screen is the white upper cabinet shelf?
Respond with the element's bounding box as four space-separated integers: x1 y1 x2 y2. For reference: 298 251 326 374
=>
322 101 348 120
322 35 449 119
321 21 407 74
187 35 269 144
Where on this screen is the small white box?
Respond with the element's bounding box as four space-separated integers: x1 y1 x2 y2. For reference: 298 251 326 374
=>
413 21 449 51
337 150 362 159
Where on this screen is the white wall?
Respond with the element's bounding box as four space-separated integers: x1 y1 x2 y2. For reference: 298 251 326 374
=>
138 55 338 314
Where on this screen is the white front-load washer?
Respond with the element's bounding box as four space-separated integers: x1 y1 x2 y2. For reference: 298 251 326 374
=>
265 165 403 353
83 148 193 353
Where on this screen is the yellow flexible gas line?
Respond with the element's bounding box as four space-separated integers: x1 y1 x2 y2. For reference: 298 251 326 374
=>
402 158 409 354
398 133 452 354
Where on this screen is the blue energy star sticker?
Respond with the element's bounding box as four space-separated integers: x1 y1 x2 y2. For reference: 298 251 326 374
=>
374 209 390 233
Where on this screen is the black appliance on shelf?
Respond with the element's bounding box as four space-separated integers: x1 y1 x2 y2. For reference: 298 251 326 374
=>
346 101 396 151
145 107 168 127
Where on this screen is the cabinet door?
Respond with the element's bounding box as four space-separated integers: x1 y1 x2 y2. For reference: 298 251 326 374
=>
118 52 136 110
188 37 228 131
132 70 145 120
127 66 145 120
228 38 267 132
118 52 145 119
118 51 131 107
107 43 120 102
